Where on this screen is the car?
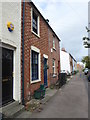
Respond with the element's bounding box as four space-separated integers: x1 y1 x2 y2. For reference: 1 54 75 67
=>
61 70 70 76
84 68 88 75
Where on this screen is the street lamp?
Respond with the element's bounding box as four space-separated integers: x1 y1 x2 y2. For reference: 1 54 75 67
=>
83 26 90 48
83 37 90 48
86 26 90 32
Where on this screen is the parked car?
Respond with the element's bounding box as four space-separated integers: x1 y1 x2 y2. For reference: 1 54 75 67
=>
84 68 88 75
61 70 70 76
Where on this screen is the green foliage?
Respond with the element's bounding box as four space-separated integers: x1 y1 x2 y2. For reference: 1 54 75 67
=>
81 56 90 69
82 68 85 72
77 70 79 73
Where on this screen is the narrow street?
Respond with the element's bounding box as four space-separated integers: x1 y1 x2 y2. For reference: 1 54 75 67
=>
16 72 88 118
1 1 89 119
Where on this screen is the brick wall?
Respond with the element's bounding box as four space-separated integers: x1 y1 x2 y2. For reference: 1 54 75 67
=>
21 2 60 102
48 28 60 86
21 2 49 101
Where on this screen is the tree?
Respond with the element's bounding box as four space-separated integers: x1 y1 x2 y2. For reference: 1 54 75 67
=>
82 56 90 69
83 26 90 48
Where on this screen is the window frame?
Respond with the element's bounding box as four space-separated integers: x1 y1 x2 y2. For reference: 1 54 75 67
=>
30 46 41 84
52 59 56 75
53 36 56 50
31 8 40 37
31 50 39 81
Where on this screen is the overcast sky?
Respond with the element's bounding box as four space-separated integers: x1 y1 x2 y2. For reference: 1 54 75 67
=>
33 0 89 62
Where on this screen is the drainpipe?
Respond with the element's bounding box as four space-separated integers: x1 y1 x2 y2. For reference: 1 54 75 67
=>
22 1 25 105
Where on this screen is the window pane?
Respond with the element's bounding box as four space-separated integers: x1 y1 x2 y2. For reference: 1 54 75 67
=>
53 59 55 66
32 10 38 34
53 67 54 74
52 59 55 74
53 37 55 48
32 50 39 80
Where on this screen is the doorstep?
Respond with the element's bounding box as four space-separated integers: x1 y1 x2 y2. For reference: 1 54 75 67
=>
0 101 25 118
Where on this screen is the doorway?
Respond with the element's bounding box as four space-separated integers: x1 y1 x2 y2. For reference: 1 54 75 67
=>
44 58 48 87
2 48 13 105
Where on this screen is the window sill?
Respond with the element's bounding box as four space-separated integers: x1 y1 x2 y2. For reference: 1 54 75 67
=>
32 31 40 38
31 79 41 84
53 47 56 51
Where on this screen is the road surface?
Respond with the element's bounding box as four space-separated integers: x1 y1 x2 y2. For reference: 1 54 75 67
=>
17 72 88 118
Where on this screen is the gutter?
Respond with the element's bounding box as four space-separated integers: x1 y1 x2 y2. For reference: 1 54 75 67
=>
22 1 25 105
29 1 61 42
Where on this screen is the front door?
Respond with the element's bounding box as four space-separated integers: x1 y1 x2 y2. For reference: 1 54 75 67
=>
2 48 13 105
44 58 48 87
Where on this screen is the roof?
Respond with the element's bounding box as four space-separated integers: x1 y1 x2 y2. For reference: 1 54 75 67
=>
28 1 61 42
69 53 77 62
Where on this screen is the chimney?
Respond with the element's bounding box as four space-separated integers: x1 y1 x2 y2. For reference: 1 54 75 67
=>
46 19 49 23
61 47 67 52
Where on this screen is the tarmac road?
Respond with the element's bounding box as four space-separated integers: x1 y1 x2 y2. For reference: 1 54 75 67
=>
30 72 88 118
16 72 88 118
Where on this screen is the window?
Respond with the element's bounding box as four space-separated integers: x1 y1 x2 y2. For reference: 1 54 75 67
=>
52 59 55 74
31 50 39 80
53 36 55 49
31 46 41 83
32 9 39 35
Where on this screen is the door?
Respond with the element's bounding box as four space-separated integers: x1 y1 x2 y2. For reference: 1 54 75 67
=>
44 58 48 87
2 48 13 105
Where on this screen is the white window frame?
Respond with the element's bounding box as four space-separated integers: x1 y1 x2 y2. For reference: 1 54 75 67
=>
30 46 41 84
43 54 48 59
31 8 40 38
52 59 56 75
53 36 56 50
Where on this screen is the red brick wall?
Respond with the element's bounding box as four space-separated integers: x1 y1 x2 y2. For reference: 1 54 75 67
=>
21 2 49 101
48 28 60 86
21 2 60 102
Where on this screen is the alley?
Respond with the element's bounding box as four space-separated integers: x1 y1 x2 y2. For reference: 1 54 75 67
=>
17 73 88 118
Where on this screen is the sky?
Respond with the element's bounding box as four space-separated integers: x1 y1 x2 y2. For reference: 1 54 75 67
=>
33 0 89 62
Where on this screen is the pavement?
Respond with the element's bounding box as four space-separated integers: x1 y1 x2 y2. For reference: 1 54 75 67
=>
16 87 58 118
0 113 2 120
15 72 88 118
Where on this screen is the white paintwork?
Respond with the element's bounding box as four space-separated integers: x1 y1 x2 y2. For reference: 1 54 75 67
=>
43 54 48 59
31 46 40 53
60 50 71 73
51 48 53 53
1 2 21 102
30 46 41 84
31 7 40 38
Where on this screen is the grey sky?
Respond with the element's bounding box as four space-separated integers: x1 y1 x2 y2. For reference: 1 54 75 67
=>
33 0 88 62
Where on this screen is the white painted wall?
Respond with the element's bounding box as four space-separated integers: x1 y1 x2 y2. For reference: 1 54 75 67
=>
60 51 71 73
1 2 21 102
